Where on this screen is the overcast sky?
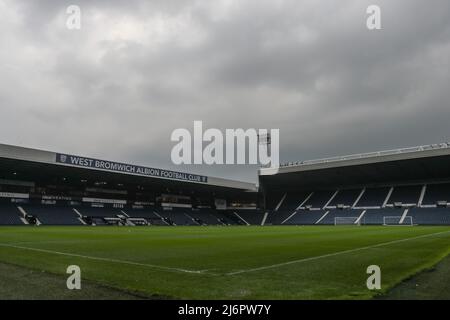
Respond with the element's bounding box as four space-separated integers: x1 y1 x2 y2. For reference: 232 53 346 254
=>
0 0 449 183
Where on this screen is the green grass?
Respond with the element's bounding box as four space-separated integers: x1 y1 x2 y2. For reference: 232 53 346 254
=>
0 261 145 300
0 225 449 299
379 253 450 300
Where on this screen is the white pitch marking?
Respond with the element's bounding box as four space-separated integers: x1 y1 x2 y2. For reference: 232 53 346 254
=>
226 230 450 276
0 243 205 274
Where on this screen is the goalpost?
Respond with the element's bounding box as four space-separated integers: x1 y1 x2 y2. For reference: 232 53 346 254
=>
334 217 360 226
383 216 414 226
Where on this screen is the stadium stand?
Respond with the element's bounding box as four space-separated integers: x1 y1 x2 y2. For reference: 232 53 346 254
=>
0 202 23 225
265 185 450 226
212 210 238 225
276 191 311 211
406 207 450 225
326 189 362 208
119 208 160 225
421 183 450 205
387 185 422 205
301 190 335 209
158 208 197 226
1 197 450 227
124 208 159 219
354 187 390 207
266 192 286 211
231 209 265 225
266 209 297 225
361 208 405 225
22 204 82 225
283 210 326 225
317 209 364 225
89 217 108 226
77 206 123 218
189 209 224 225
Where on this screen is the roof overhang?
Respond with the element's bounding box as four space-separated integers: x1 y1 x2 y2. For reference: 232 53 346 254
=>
259 143 450 190
0 143 256 192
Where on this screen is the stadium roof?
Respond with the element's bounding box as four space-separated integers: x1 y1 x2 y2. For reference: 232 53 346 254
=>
259 142 450 190
0 143 256 192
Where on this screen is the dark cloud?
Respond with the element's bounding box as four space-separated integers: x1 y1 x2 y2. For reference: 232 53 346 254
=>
0 0 449 182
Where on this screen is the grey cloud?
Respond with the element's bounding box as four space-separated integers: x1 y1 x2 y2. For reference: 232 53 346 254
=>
0 0 449 182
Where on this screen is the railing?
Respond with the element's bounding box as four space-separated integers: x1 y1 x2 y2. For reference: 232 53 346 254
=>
274 142 450 169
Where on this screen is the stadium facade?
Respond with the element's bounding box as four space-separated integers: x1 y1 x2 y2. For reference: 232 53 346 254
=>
1 142 450 226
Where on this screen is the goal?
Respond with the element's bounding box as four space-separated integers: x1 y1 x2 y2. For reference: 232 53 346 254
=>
334 217 360 226
383 216 414 226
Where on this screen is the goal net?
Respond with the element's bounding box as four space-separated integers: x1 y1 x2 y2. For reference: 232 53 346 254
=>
383 216 413 226
334 217 360 226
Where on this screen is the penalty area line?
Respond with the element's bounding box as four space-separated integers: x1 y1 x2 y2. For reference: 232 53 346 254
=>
226 230 450 276
0 243 205 275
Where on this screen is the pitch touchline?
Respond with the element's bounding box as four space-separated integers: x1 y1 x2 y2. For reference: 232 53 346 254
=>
226 230 450 276
0 243 204 274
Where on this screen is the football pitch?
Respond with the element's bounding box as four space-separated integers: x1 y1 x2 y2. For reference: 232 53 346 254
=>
0 225 449 300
